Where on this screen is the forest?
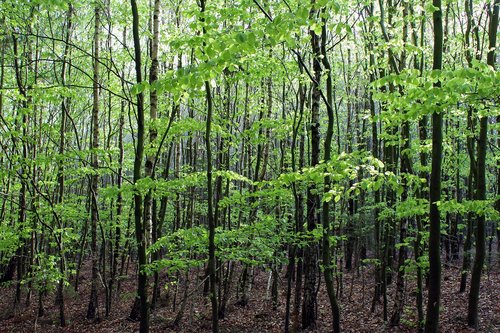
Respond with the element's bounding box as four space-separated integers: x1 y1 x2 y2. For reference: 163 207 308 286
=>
0 0 498 332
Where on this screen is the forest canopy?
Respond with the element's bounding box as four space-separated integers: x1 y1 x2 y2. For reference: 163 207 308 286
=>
0 0 498 332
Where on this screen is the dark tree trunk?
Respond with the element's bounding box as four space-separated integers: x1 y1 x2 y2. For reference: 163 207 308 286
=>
199 1 218 331
467 0 498 327
129 0 149 331
87 4 100 321
302 3 322 328
424 0 443 330
320 10 341 333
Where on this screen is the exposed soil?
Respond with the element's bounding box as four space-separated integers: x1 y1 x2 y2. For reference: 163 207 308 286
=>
0 259 498 332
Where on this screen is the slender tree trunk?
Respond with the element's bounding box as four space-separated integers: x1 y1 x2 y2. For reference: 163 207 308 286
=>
290 61 306 332
147 0 161 309
461 0 481 293
390 2 410 325
320 10 341 333
285 65 305 333
467 0 498 327
11 29 28 314
410 4 426 329
111 90 124 300
205 41 219 333
461 107 476 293
87 4 100 321
364 4 383 315
129 0 149 331
55 5 73 326
302 3 322 328
199 1 218 331
424 0 443 330
144 0 160 246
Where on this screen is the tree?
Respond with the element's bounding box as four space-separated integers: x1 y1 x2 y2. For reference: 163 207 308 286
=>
87 2 100 321
199 0 218 331
129 0 149 331
0 1 498 332
467 0 498 327
55 4 74 326
320 7 341 333
425 0 444 331
302 1 322 328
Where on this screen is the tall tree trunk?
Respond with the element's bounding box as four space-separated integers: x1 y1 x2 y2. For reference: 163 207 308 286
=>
144 0 160 240
424 0 443 330
410 4 426 329
55 5 73 326
11 27 29 314
87 3 100 321
111 26 127 303
364 3 383 315
390 1 410 326
290 60 306 332
320 10 341 333
460 0 481 293
467 0 498 327
129 0 149 331
147 0 161 309
302 3 321 328
199 1 218 331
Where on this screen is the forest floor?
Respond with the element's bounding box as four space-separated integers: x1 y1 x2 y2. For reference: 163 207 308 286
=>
0 258 498 333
